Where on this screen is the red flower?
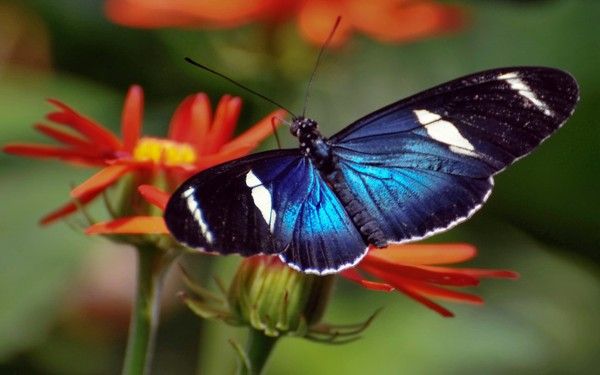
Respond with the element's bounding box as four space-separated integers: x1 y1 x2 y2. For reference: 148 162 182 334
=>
3 86 284 225
105 0 464 46
342 244 518 317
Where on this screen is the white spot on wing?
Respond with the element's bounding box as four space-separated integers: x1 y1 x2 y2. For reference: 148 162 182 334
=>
414 109 441 124
245 170 277 232
182 187 194 198
184 187 214 244
498 72 554 117
497 72 518 80
413 109 476 156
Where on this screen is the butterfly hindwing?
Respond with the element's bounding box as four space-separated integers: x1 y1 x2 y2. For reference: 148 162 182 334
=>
277 163 367 274
333 153 493 243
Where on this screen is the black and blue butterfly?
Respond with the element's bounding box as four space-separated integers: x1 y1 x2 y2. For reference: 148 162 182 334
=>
164 67 578 274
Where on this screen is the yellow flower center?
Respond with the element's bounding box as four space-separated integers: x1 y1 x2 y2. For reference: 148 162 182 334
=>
132 137 197 166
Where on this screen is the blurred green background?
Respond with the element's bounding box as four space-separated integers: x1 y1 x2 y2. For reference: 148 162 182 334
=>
0 0 598 374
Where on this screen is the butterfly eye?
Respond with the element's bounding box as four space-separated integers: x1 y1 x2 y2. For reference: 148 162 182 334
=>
289 117 303 135
305 119 318 129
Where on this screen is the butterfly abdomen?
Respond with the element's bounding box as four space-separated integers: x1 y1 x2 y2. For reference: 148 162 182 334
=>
327 167 387 248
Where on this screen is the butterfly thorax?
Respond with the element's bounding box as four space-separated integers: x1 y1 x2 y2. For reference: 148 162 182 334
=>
291 117 387 247
291 117 335 173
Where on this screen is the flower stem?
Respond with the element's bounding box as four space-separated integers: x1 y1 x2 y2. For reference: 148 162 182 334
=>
122 245 172 375
238 329 279 375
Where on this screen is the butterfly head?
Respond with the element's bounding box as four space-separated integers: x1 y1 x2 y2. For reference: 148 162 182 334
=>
290 117 318 137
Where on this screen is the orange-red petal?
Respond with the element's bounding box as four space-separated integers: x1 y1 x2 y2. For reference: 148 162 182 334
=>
220 109 286 153
34 123 94 149
3 143 105 165
397 276 483 305
348 0 464 43
105 0 205 28
105 0 294 28
171 0 294 25
122 85 143 152
204 96 242 154
421 266 520 280
71 164 132 199
340 269 394 292
46 99 122 151
394 283 454 317
195 144 254 171
202 95 230 154
367 243 477 265
138 185 169 211
297 0 353 47
86 216 169 234
296 0 464 47
40 188 105 225
168 93 211 150
360 258 479 287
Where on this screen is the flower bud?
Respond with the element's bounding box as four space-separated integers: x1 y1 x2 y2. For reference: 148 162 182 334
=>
228 256 334 337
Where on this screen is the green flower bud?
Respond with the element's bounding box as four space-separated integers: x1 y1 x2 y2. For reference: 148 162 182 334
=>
181 255 379 345
228 256 334 337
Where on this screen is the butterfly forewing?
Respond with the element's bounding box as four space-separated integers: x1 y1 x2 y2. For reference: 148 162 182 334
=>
165 149 306 255
331 67 578 173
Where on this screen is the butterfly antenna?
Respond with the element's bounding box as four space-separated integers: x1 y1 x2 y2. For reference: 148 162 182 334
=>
302 16 342 118
184 57 297 118
271 116 282 149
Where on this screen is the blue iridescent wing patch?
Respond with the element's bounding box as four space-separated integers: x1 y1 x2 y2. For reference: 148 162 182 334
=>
277 164 366 274
332 149 494 243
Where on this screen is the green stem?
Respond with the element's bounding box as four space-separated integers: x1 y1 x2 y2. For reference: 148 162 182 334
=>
122 245 172 375
238 329 279 375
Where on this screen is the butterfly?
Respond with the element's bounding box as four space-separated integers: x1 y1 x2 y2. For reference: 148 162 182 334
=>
164 67 579 275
